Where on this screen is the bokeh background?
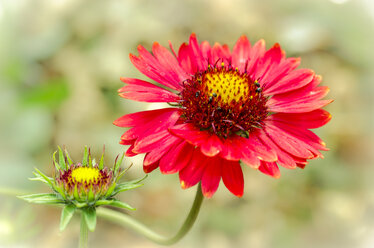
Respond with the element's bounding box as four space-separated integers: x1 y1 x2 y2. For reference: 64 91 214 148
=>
1 0 373 247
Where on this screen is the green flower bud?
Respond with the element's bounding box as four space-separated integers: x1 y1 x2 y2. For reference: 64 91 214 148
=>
19 146 146 232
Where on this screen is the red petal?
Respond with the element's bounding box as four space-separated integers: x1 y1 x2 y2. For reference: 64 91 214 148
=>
159 141 193 174
200 41 212 62
119 139 134 145
117 109 180 144
264 121 315 158
125 144 137 157
170 123 230 158
114 108 179 127
211 42 231 67
118 78 180 102
133 130 179 154
178 42 197 74
189 33 207 71
200 134 224 157
242 133 277 162
254 43 285 83
267 87 331 113
170 123 214 148
232 35 251 73
262 57 301 92
220 136 243 161
264 69 314 95
271 74 322 99
143 134 181 166
268 99 332 113
257 129 297 169
296 163 307 169
168 40 178 58
152 42 189 83
246 39 266 76
270 120 328 152
221 160 244 197
143 158 159 173
129 46 183 91
269 109 332 129
201 156 222 198
240 149 261 169
179 149 208 189
259 161 281 178
222 44 231 58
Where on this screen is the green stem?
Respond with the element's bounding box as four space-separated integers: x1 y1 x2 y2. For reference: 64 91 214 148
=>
79 213 89 248
96 183 204 245
2 183 204 246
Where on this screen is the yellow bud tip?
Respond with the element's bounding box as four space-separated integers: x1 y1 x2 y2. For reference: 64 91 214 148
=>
258 39 265 46
203 192 213 198
180 181 186 189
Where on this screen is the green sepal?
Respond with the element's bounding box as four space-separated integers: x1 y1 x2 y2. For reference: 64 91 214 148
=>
87 187 95 202
115 163 134 182
73 202 88 208
58 146 66 170
29 175 50 184
98 151 104 170
115 170 127 183
107 199 135 210
112 183 143 196
64 147 73 167
125 174 148 185
52 182 67 200
60 204 76 231
82 207 96 232
53 151 61 171
105 183 117 197
95 199 135 210
73 184 80 200
18 193 64 205
95 199 113 206
32 168 66 199
82 146 88 166
88 149 93 168
114 153 125 175
31 169 53 187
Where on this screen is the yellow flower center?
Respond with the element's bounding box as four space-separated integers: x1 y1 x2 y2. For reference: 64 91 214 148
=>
180 65 268 138
71 167 100 183
203 69 249 104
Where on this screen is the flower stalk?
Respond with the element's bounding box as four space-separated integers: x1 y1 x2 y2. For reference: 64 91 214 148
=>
96 183 204 245
18 146 146 247
79 213 89 248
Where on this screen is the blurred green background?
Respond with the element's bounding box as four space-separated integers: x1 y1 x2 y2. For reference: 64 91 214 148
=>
0 0 373 247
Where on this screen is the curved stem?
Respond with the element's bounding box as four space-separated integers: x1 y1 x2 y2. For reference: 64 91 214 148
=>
1 184 204 246
96 183 204 245
79 214 89 248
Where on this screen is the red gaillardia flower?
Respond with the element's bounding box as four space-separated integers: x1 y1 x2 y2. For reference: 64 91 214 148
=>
114 34 332 198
